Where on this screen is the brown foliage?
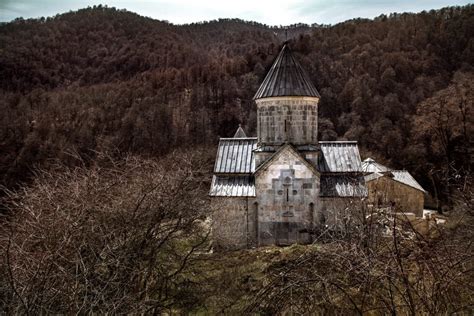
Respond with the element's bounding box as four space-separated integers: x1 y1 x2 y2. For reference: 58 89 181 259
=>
1 5 473 201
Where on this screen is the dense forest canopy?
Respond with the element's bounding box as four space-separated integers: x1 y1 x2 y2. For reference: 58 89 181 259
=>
0 5 473 205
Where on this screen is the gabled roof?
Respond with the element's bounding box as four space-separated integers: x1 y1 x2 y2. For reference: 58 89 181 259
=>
391 170 425 192
320 174 367 198
364 172 384 183
361 158 391 173
233 125 247 138
254 143 319 176
318 141 363 173
364 170 425 192
209 175 256 197
253 43 320 100
214 138 257 174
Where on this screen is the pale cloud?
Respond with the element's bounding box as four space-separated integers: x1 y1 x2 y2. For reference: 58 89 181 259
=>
0 0 471 25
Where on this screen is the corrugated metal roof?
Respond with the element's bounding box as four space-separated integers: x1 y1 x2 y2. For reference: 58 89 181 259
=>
392 170 425 192
364 172 384 182
318 141 363 173
209 175 256 197
361 158 391 173
211 174 367 198
214 138 257 174
364 170 425 192
253 44 320 100
320 175 367 197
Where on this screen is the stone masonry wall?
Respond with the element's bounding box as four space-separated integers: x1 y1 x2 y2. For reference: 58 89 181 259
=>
256 97 319 146
211 197 257 250
366 177 424 217
255 147 320 246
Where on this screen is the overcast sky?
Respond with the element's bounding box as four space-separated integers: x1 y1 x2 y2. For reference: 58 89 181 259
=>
0 0 471 25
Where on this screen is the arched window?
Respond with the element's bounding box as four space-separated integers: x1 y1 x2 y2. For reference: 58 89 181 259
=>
309 203 315 226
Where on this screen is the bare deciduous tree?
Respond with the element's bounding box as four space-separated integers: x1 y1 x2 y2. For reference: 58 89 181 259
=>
0 149 214 314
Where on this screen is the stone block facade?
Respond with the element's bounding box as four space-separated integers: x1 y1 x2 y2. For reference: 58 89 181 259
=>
210 44 370 250
366 177 424 217
256 97 319 146
255 146 319 246
211 197 257 250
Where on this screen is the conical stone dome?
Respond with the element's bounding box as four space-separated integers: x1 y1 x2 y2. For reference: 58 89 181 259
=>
253 43 320 100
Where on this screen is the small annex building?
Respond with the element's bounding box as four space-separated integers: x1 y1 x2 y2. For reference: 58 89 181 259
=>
210 44 367 249
362 158 426 217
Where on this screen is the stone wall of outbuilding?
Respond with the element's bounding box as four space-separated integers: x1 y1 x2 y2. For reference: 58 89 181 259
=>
366 177 424 217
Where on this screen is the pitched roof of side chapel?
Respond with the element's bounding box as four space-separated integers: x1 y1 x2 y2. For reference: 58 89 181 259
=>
361 157 391 173
318 141 364 173
210 126 367 197
362 158 425 192
364 170 425 192
210 127 257 197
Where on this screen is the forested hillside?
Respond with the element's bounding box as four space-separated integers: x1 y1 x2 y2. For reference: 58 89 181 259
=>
1 5 473 314
1 5 473 204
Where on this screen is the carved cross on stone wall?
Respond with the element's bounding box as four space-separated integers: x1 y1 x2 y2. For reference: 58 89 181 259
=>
271 168 305 217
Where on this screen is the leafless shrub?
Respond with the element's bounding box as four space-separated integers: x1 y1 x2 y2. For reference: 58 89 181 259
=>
246 185 474 315
0 149 214 314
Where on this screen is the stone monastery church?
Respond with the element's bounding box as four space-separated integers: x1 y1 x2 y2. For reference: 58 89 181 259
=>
210 43 369 249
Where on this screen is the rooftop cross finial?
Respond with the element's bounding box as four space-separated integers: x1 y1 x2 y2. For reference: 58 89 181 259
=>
285 27 288 42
